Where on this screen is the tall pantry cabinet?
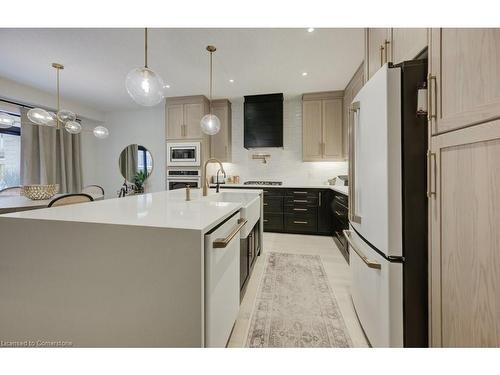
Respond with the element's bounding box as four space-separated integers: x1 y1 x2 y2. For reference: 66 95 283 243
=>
428 28 500 347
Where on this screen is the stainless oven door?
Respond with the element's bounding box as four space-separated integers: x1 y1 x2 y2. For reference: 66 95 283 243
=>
167 179 201 190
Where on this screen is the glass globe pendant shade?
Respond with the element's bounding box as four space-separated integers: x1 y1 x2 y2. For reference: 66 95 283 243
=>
93 125 109 139
0 112 15 128
57 109 76 123
27 108 53 125
45 112 57 127
200 113 221 135
64 120 82 134
125 67 165 106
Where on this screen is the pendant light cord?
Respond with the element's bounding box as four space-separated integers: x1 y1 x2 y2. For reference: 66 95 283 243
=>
209 50 213 114
56 66 60 129
144 28 148 68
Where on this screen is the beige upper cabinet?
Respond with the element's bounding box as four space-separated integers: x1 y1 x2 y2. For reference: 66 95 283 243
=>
366 28 391 80
209 99 232 162
428 28 500 135
166 104 184 139
343 63 364 159
391 28 427 64
302 91 343 161
165 95 209 140
429 119 500 347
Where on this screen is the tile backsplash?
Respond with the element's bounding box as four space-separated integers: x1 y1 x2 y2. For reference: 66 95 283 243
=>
208 97 348 185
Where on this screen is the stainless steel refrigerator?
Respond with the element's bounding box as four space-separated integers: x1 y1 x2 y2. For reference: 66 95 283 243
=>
344 60 428 347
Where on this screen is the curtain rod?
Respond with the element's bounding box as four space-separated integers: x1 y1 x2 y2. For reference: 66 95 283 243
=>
0 98 83 122
0 98 35 110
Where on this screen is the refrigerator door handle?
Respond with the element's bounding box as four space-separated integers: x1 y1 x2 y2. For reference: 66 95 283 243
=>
343 230 381 269
348 101 362 224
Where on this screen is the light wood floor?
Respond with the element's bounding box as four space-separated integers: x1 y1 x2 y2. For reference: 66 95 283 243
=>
227 232 370 347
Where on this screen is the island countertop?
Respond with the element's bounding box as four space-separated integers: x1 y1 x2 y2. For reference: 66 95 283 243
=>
0 188 262 233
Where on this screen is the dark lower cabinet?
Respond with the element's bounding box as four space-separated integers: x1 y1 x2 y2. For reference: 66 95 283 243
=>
219 185 342 237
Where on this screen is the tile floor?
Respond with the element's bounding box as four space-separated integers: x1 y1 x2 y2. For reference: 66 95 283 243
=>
227 232 370 347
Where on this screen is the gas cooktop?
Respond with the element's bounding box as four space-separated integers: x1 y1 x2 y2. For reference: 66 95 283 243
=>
243 181 283 186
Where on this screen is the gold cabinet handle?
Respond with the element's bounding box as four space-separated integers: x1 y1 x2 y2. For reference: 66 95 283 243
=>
380 45 385 67
427 150 437 198
213 218 248 248
263 219 268 223
318 191 322 207
293 199 308 203
293 191 307 194
343 230 381 269
263 203 268 206
428 74 437 120
293 208 307 211
384 39 390 63
293 221 308 225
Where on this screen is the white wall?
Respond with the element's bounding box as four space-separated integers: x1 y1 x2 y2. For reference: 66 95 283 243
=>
209 97 348 185
95 106 165 198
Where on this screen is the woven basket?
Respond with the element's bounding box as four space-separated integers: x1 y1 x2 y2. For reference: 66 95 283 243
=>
22 184 59 200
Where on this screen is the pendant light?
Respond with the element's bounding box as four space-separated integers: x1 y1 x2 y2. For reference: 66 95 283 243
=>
27 63 109 139
125 28 165 107
0 112 16 128
200 45 221 136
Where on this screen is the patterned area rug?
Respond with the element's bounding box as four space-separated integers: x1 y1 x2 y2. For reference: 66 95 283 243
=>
246 252 352 348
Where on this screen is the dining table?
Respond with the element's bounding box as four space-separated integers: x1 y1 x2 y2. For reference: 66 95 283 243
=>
0 193 104 215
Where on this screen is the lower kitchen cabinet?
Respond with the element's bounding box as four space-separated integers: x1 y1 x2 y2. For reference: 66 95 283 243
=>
219 186 342 236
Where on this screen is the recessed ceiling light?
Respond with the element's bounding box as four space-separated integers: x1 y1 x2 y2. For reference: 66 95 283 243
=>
302 72 308 76
229 79 234 83
307 28 314 33
164 84 170 88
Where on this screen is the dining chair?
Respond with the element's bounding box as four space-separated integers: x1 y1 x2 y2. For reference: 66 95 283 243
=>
48 193 94 208
81 184 105 197
0 186 23 196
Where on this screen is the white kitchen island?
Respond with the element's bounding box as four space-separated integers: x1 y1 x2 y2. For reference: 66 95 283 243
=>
0 188 262 347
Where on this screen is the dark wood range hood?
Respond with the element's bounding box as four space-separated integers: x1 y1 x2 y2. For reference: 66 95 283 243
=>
244 93 283 149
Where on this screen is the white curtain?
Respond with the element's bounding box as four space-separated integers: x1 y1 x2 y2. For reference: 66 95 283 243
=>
20 108 83 193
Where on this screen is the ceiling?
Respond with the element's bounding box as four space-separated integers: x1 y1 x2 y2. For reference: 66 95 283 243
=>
0 28 364 112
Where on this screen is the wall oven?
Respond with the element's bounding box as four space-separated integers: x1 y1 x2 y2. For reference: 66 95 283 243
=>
166 169 201 190
166 142 201 167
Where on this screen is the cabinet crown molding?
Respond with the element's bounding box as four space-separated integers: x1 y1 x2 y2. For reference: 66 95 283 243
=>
165 95 209 105
302 90 344 101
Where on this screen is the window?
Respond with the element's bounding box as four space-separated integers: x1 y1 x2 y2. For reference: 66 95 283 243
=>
137 145 153 175
0 112 21 189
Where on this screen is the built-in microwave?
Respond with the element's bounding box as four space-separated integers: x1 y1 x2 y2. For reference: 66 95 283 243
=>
166 142 201 167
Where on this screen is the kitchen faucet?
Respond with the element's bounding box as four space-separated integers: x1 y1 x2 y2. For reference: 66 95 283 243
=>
203 158 226 196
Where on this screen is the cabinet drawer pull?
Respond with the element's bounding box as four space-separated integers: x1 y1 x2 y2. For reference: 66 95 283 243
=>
263 219 269 223
263 203 268 206
293 221 308 225
293 191 307 194
293 208 307 211
293 199 308 203
213 218 248 248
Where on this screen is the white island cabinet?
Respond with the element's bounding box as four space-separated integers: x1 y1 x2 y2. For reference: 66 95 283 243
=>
0 189 262 347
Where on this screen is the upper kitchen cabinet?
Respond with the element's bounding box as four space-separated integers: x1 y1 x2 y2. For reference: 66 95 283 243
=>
391 28 427 64
366 28 391 80
343 63 364 159
302 91 343 161
166 95 209 140
428 28 500 135
210 99 232 162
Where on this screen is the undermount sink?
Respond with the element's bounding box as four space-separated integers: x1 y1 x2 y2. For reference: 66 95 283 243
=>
204 192 261 238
